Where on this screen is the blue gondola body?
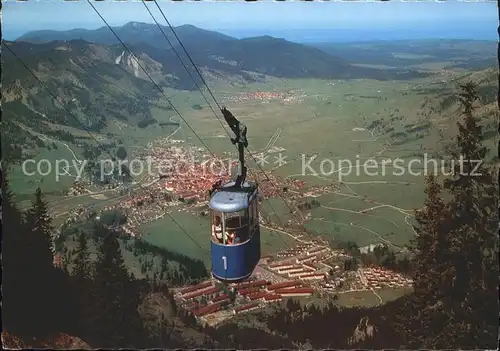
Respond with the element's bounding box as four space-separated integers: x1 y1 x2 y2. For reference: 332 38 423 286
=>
209 181 260 282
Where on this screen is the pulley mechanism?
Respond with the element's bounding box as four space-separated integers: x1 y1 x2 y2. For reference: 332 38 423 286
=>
221 106 248 188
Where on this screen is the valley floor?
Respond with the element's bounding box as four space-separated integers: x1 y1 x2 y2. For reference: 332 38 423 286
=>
11 68 497 301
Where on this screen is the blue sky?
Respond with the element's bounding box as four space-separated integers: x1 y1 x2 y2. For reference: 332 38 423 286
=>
3 0 498 41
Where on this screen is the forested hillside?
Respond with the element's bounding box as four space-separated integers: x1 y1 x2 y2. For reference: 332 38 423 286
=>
2 83 497 349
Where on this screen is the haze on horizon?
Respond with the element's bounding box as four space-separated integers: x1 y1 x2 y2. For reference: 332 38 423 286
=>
3 0 497 43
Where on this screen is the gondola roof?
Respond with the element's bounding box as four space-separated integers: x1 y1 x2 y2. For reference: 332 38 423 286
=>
209 181 257 212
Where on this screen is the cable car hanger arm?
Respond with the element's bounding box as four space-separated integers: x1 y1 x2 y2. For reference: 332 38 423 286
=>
221 106 248 147
221 106 248 188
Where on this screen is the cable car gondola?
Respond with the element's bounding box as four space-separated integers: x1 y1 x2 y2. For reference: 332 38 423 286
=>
209 107 261 282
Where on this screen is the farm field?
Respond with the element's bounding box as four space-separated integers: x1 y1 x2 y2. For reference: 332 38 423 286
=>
11 53 496 264
3 6 498 346
298 286 412 309
336 287 413 308
140 210 294 266
143 77 440 253
10 145 85 203
17 67 492 262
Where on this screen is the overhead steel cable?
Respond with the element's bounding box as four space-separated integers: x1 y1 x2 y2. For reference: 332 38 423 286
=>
85 0 295 252
86 2 294 255
141 0 232 137
4 42 210 255
149 1 316 243
86 3 292 244
86 0 217 160
151 0 311 218
86 5 299 262
139 1 291 238
150 0 225 115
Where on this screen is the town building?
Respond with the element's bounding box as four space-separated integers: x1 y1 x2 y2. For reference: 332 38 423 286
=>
238 287 261 296
248 291 268 301
288 269 312 278
269 263 294 271
277 266 306 275
298 273 326 281
179 281 212 295
233 303 260 314
236 279 269 289
211 294 230 304
296 255 316 264
266 281 302 291
192 303 221 317
264 294 282 303
274 288 314 297
306 247 328 256
182 286 220 301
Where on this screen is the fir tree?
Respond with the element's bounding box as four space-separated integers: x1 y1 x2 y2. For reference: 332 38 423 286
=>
413 175 450 300
25 187 55 265
437 82 498 348
72 231 95 338
3 177 75 337
153 313 174 346
401 174 451 347
89 224 145 347
1 168 24 228
23 187 60 336
73 231 92 281
393 83 498 349
1 169 31 335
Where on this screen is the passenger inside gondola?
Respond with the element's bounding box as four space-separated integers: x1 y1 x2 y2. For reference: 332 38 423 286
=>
226 230 242 245
227 230 235 244
225 215 246 229
225 211 248 244
212 210 252 244
233 232 241 244
212 215 223 243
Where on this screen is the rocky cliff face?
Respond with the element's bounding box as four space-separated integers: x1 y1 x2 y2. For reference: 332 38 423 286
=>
1 330 92 349
348 316 376 346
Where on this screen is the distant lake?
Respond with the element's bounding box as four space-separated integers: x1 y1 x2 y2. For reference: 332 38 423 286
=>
216 24 497 44
6 21 496 44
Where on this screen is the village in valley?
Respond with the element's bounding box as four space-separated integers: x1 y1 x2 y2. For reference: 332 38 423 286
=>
60 134 316 239
55 93 416 328
171 240 413 327
226 90 306 104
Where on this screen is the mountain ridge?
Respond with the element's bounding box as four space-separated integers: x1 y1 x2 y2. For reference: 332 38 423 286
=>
17 23 237 49
2 24 435 165
16 22 431 81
